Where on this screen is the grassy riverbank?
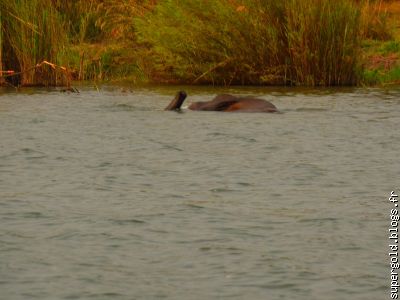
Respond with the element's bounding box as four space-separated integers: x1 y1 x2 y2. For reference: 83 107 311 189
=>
0 0 399 87
361 1 400 85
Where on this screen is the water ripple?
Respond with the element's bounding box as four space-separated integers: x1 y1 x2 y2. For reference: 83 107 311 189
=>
0 86 396 300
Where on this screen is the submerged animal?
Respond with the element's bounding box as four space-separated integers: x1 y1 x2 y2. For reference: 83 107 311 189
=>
165 91 277 113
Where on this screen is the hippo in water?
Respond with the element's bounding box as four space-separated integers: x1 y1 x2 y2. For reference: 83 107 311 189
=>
165 91 277 113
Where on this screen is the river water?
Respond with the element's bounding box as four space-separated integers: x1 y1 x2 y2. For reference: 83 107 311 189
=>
0 85 399 299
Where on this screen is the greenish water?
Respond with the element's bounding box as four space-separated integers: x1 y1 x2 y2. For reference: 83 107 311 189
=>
1 85 399 299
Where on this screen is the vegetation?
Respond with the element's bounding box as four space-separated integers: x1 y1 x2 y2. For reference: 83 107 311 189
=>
0 0 399 87
136 0 362 86
0 0 69 86
360 0 400 85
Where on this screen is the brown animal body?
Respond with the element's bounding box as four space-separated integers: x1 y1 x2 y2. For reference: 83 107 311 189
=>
165 91 277 113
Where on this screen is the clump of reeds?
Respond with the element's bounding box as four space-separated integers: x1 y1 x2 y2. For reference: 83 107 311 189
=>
360 0 393 41
53 1 103 44
96 0 156 41
0 0 69 86
136 0 280 84
285 0 361 85
134 0 377 86
58 0 152 82
1 0 393 86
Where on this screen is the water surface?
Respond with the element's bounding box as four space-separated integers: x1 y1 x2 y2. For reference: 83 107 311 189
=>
1 85 399 299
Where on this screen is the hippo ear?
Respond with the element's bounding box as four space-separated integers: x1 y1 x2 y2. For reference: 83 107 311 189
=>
165 91 187 110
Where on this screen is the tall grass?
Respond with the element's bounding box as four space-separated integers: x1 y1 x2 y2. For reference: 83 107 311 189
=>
135 0 283 84
285 0 361 85
0 0 69 86
0 0 394 86
53 1 103 44
59 0 153 82
96 0 156 41
360 0 393 41
136 0 363 86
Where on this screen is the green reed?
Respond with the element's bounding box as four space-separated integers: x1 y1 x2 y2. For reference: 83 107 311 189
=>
0 0 69 86
0 0 393 86
135 0 365 86
285 0 361 85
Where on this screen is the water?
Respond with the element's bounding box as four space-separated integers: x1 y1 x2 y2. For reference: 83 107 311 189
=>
1 85 399 300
